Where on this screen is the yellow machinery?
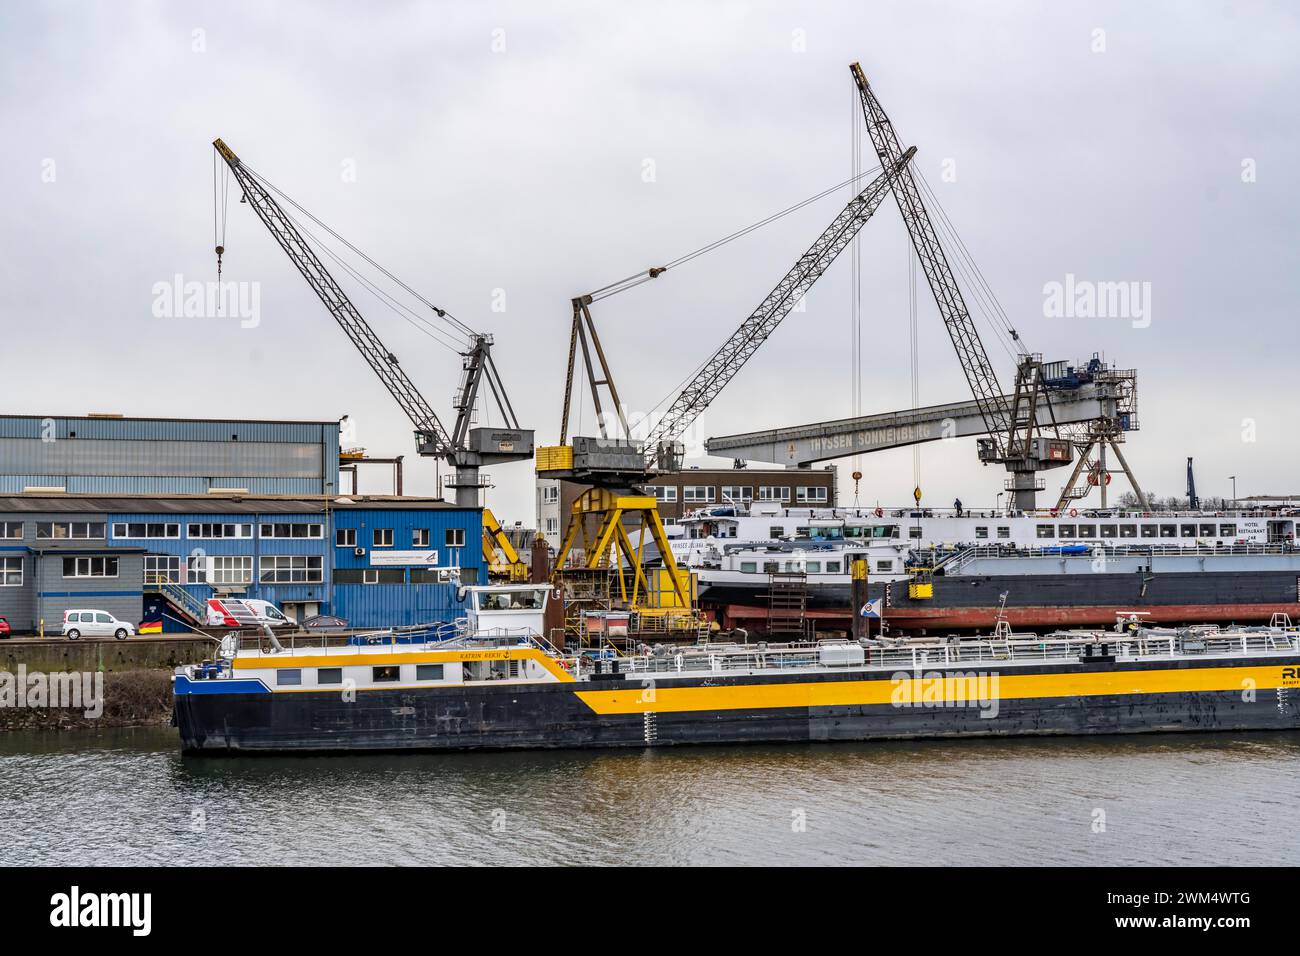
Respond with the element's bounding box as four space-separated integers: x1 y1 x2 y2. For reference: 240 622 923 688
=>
907 567 934 600
482 507 529 582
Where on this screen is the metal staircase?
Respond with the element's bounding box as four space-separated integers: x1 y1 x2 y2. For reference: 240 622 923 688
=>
157 582 208 626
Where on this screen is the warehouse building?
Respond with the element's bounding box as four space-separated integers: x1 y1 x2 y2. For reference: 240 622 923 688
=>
0 414 340 496
0 494 481 634
0 414 485 634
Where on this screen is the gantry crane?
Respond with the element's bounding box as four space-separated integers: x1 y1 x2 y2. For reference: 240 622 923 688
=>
212 137 534 579
538 147 917 611
849 63 1090 510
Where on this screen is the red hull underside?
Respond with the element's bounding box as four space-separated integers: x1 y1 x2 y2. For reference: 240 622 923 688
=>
714 602 1300 632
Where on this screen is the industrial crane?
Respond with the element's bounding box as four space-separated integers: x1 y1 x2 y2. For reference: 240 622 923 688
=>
212 137 534 579
848 63 1142 510
539 147 917 610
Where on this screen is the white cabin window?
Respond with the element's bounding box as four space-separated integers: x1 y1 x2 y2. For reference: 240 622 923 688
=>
318 668 343 685
826 561 841 573
997 526 1010 538
876 560 893 572
975 526 989 539
416 664 445 681
739 561 757 573
276 669 302 686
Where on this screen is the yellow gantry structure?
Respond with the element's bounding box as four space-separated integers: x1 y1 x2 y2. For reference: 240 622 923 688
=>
482 507 530 582
553 488 693 612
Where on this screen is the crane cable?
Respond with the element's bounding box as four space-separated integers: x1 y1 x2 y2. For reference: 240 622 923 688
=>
587 163 885 304
237 160 481 342
850 89 864 505
212 152 230 279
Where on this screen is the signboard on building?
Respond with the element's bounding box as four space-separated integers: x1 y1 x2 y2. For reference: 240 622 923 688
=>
370 550 439 567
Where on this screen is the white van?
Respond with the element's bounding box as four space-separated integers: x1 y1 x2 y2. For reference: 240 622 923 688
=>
63 610 136 640
204 598 296 628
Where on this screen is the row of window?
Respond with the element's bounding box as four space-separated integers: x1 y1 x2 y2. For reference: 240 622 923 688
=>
1034 523 1239 540
736 558 895 575
646 485 831 504
1 522 468 547
276 663 446 687
140 556 474 587
335 528 464 549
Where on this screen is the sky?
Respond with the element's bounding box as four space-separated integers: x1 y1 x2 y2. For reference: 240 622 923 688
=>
2 0 1297 522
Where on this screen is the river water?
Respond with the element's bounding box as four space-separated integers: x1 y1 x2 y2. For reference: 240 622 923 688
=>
1 727 1296 866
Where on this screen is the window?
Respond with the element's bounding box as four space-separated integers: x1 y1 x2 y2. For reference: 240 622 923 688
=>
1120 525 1137 538
804 561 822 573
373 528 393 548
445 528 466 548
975 526 989 539
997 527 1011 539
826 561 842 574
769 526 784 538
544 517 559 533
1180 524 1197 538
648 486 677 503
336 528 357 548
37 521 104 539
372 665 400 683
416 664 445 681
1219 524 1238 537
187 523 251 539
1100 525 1118 538
364 569 378 584
1199 524 1216 538
1059 524 1076 538
0 557 21 587
0 522 21 540
759 486 792 502
909 527 923 539
413 528 430 548
541 485 560 503
259 555 323 584
211 556 253 585
112 522 179 539
1036 524 1055 539
1077 524 1096 538
318 668 343 685
1140 524 1158 538
876 560 893 572
276 669 302 686
62 556 118 578
739 561 758 573
721 486 753 503
796 486 829 503
144 555 183 585
260 523 323 539
187 555 207 584
1160 524 1177 538
683 486 716 503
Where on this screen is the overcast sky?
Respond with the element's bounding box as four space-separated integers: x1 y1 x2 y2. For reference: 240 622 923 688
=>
2 0 1297 521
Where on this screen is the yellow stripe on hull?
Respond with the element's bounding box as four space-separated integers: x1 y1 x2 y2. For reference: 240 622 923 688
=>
575 665 1300 716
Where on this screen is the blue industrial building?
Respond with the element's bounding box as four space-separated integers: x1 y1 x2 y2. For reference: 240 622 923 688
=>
0 414 487 633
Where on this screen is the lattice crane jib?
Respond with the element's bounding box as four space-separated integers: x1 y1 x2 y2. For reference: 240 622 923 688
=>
848 64 1013 457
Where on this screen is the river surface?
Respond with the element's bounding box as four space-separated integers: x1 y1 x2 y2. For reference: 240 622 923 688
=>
1 727 1296 865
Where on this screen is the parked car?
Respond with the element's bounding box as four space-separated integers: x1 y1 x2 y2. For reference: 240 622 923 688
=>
0 617 10 639
62 610 136 640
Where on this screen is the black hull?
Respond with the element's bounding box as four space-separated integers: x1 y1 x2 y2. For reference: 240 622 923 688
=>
175 654 1300 754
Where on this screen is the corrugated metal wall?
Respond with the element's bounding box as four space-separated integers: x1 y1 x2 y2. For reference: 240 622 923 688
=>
0 416 339 495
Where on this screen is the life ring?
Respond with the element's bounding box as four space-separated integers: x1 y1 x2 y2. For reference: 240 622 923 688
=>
874 507 884 518
1049 508 1058 518
1069 508 1078 517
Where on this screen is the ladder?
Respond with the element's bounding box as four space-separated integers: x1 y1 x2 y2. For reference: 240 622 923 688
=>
766 571 808 637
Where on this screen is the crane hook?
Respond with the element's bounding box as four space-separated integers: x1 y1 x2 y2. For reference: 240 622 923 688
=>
215 244 224 280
